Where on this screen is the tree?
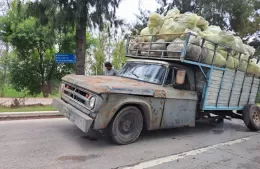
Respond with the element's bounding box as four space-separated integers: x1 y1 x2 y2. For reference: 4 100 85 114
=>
0 1 97 97
86 23 127 75
28 0 123 75
131 7 150 35
0 0 12 97
57 27 98 76
0 48 11 97
112 40 126 70
89 30 109 75
92 46 106 75
7 14 60 97
0 0 11 16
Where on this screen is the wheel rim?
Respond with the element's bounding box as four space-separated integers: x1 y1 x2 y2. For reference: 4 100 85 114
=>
119 114 136 135
252 111 260 126
117 111 141 139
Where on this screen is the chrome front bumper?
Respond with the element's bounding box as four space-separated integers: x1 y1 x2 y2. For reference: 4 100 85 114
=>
52 98 93 133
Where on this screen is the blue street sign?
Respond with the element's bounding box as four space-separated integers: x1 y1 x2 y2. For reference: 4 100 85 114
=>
55 53 76 63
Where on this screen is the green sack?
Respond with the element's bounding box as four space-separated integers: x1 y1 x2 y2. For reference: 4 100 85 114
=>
240 54 249 61
226 57 239 69
232 36 246 54
214 46 231 59
256 65 260 76
247 60 258 74
192 27 202 33
158 18 186 41
196 16 209 31
174 12 200 29
205 25 222 34
238 60 248 72
140 27 152 42
165 8 180 19
243 44 256 56
199 32 220 44
218 31 235 47
201 47 226 67
148 13 164 34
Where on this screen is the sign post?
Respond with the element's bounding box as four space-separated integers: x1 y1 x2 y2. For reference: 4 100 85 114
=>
55 53 76 63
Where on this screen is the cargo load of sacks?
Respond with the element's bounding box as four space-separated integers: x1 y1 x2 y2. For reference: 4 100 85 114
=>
129 8 259 76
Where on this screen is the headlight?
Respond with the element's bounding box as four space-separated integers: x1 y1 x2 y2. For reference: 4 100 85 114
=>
89 97 96 109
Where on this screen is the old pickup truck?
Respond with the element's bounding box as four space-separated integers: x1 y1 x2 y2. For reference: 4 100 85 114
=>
52 33 260 145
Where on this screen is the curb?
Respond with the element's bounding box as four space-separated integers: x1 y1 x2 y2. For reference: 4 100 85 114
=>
0 111 63 119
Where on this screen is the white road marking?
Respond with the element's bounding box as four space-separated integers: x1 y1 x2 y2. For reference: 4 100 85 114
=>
122 137 250 169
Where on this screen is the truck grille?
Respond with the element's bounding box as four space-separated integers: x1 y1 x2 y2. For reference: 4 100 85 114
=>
63 83 91 108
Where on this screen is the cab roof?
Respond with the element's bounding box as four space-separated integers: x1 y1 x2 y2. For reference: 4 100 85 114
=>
126 58 170 66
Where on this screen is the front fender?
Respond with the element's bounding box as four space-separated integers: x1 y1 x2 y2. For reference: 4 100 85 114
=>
93 94 164 130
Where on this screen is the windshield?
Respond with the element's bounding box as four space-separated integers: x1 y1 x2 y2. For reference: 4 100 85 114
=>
117 62 166 84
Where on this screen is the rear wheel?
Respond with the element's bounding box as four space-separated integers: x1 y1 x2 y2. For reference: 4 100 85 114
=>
243 104 260 131
109 106 143 145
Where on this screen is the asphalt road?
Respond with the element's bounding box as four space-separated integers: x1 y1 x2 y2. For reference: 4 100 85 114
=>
1 118 260 169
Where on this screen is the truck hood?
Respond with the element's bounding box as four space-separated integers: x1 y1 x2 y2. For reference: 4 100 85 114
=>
62 74 166 97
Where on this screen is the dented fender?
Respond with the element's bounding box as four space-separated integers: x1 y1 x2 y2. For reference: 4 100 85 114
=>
93 94 165 131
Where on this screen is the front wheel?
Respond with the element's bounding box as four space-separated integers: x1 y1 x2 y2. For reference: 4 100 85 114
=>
109 106 143 145
243 104 260 131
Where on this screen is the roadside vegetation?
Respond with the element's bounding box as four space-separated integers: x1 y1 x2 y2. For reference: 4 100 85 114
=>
2 86 60 98
0 105 55 112
0 0 126 98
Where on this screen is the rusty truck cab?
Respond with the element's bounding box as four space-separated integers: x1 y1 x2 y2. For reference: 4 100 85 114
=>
53 58 199 145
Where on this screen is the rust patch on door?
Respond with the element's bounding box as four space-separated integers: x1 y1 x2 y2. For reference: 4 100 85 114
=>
154 90 166 98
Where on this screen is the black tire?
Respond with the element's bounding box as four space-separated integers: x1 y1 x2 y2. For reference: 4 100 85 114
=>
109 106 143 145
243 104 260 131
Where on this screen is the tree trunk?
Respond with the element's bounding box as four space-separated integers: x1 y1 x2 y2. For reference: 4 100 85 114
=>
75 1 87 75
1 65 7 97
75 25 86 75
41 83 49 98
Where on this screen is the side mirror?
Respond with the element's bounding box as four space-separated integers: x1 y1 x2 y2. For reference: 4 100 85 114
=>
176 69 186 85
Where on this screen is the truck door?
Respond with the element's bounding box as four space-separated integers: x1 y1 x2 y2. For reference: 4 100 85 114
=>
160 66 198 129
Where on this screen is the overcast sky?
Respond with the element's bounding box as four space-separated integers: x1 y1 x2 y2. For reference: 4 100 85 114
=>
116 0 160 24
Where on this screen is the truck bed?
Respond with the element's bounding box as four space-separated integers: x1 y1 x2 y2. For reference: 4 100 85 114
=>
125 33 260 111
196 68 259 110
